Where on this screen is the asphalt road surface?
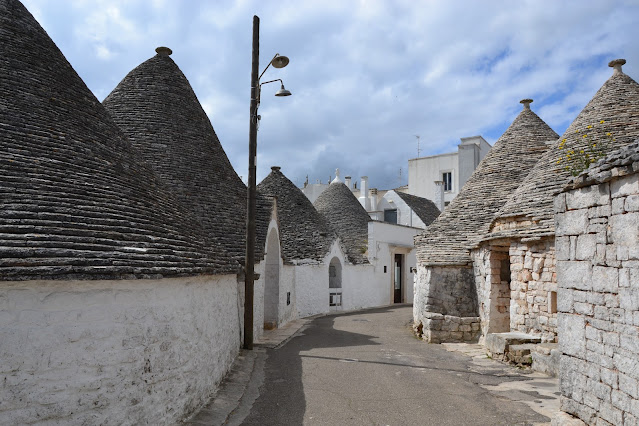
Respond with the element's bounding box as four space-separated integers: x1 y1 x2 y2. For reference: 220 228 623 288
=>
238 305 553 426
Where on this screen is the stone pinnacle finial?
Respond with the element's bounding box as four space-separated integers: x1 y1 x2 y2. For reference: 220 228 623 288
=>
520 99 533 110
271 166 281 172
155 46 173 56
608 58 626 74
331 168 342 184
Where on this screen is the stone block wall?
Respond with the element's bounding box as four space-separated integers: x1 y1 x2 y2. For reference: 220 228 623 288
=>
0 275 241 425
509 238 558 342
472 239 557 342
555 169 639 425
473 245 511 339
413 265 480 343
416 311 481 343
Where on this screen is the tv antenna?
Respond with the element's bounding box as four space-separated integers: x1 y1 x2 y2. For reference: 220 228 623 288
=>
414 135 421 157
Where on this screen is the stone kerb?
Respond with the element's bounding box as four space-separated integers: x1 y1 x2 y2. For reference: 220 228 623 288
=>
554 162 639 425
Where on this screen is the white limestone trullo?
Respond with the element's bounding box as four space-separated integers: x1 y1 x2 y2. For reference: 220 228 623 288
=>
475 59 639 344
413 99 558 343
257 166 346 319
0 0 246 424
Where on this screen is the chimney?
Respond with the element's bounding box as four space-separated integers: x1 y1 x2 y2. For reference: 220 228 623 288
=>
345 176 352 190
434 181 445 212
609 58 626 75
369 188 378 211
520 98 533 110
359 176 371 210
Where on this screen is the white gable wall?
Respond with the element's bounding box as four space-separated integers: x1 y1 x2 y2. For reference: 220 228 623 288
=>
376 190 427 228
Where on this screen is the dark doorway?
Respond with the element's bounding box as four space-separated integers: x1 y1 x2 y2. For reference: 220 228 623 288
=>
394 254 403 303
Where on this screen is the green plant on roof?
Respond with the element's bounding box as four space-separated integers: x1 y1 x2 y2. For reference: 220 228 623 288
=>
556 120 615 177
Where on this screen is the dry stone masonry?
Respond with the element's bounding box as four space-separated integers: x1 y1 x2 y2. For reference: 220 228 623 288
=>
314 182 371 265
102 48 270 268
257 167 335 264
555 141 639 425
0 0 232 280
414 100 557 343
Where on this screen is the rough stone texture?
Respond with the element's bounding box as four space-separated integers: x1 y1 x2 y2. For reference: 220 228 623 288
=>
0 275 241 425
102 49 271 267
257 167 335 264
413 311 481 343
313 182 370 264
556 144 639 425
415 102 556 267
393 191 440 227
473 244 512 338
413 265 480 342
509 239 558 342
491 64 639 241
473 239 558 343
0 0 233 280
484 332 542 357
532 344 561 377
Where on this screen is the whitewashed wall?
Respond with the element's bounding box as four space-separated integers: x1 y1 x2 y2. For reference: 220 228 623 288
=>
294 240 343 318
368 221 419 303
278 265 296 326
0 274 241 425
408 152 458 203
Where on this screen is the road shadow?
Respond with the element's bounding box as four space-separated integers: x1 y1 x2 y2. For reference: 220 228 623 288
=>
240 312 382 425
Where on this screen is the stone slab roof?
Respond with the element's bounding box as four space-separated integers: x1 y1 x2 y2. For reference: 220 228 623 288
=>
0 0 235 280
488 61 639 240
103 49 270 266
258 167 335 264
415 100 557 266
394 192 440 226
313 182 370 264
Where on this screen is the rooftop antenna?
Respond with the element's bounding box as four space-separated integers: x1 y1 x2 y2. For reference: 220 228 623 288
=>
414 135 421 157
398 167 403 185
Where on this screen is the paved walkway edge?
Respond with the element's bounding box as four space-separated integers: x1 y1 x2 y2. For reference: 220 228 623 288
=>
184 317 310 425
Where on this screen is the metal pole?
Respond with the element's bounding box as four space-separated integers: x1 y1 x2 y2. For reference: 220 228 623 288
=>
244 15 259 350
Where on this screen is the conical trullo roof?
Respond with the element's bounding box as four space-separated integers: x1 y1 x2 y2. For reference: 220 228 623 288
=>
103 49 270 264
491 59 639 239
415 100 558 266
258 167 335 263
0 0 233 280
314 182 370 264
394 192 440 226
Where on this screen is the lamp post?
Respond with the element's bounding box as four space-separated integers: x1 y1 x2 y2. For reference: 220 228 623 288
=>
244 15 291 350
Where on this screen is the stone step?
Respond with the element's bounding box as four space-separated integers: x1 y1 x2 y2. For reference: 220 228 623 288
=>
507 343 538 365
485 332 542 355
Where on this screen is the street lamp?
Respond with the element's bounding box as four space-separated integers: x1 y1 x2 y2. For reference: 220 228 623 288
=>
244 15 291 350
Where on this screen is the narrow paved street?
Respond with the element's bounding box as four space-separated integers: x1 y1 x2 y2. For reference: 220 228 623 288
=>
212 305 555 426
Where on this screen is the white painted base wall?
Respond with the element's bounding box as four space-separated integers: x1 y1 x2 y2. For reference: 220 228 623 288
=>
0 275 241 425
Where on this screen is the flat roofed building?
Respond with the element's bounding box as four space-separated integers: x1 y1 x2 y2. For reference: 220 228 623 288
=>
408 135 491 208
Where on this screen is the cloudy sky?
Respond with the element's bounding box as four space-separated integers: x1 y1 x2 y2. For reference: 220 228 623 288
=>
22 0 639 189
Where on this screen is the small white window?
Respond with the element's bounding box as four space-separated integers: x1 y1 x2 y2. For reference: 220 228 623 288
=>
442 172 452 192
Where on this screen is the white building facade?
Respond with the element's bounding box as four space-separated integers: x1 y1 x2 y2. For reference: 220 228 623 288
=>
408 135 491 208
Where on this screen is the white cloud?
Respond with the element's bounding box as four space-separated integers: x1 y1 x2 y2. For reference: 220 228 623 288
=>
20 0 639 189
